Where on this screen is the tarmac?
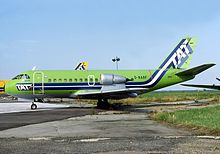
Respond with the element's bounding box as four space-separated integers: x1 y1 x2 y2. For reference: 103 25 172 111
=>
0 101 220 153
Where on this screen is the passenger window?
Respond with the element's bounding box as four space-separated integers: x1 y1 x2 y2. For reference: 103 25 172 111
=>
64 79 67 82
58 79 62 82
48 79 52 82
85 78 88 82
89 77 92 82
74 79 77 82
69 79 73 82
95 78 98 82
79 78 83 82
53 79 57 82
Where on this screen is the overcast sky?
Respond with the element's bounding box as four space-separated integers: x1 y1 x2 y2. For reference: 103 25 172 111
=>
1 0 220 90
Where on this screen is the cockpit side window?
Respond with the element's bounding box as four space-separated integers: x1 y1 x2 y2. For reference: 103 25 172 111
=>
24 74 30 79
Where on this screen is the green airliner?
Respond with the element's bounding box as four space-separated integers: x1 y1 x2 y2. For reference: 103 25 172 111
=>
5 37 215 109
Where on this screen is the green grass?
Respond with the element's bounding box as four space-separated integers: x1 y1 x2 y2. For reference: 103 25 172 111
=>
110 90 220 104
140 90 220 101
153 106 220 135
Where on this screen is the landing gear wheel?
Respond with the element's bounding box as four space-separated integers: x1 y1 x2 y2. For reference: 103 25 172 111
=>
31 103 37 110
97 99 110 109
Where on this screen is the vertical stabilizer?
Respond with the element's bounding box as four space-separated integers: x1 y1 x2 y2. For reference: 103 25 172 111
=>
158 37 197 70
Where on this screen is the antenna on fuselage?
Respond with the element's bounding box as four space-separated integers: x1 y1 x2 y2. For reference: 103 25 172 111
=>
32 66 37 71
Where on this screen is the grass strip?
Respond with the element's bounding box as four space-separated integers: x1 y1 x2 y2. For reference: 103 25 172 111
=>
153 105 220 135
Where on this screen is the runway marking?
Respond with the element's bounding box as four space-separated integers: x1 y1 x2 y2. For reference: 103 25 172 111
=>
197 136 220 140
28 137 51 141
75 138 110 142
162 136 185 139
160 136 220 140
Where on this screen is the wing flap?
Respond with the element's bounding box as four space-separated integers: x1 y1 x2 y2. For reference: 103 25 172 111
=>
175 64 215 76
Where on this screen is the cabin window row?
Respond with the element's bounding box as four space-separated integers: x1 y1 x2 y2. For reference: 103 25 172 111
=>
48 78 99 83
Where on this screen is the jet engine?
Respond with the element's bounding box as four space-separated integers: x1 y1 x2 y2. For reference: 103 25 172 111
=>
100 74 127 85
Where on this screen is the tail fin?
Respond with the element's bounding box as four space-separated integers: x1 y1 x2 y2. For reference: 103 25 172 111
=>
158 37 197 70
74 61 89 70
0 80 9 94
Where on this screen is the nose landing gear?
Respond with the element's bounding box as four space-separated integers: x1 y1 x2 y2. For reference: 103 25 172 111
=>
30 98 43 110
31 103 37 110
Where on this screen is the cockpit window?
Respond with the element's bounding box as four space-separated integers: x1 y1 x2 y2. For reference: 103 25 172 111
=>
12 74 22 80
12 74 30 80
23 74 30 79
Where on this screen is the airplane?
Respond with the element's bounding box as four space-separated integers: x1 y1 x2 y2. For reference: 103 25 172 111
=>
74 62 88 70
0 80 9 95
182 78 220 90
4 37 215 109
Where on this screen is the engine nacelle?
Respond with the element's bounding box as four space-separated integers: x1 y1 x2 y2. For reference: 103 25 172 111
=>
100 74 127 85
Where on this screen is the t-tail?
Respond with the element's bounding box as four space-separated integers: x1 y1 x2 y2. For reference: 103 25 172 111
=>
128 37 199 88
158 37 197 70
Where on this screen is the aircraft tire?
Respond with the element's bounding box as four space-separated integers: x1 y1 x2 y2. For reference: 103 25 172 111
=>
97 99 110 109
31 103 37 110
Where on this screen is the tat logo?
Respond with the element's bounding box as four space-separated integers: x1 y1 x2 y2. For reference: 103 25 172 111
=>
16 84 33 91
171 39 193 68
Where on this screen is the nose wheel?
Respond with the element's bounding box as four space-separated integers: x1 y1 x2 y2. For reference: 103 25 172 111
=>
31 103 37 110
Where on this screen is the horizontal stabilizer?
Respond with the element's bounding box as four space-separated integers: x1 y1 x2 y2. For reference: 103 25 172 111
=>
181 84 220 90
175 64 215 77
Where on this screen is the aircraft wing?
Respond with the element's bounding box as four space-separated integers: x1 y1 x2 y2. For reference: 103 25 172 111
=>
73 88 148 99
181 84 220 90
175 63 215 77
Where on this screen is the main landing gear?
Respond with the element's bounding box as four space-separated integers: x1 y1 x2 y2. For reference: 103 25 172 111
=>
97 99 110 109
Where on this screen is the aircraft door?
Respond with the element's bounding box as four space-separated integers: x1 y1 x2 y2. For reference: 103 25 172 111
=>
33 72 44 95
